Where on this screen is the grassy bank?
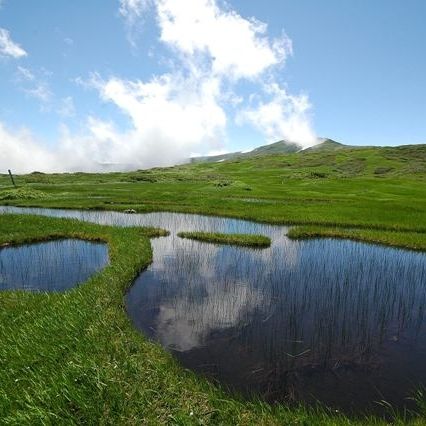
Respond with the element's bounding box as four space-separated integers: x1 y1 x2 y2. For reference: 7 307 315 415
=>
178 231 271 247
288 227 426 252
2 214 425 424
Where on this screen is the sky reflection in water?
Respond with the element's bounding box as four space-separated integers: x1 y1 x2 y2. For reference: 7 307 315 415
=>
0 239 108 292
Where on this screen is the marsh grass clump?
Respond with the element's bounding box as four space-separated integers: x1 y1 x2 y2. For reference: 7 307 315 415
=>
0 187 50 200
178 231 271 247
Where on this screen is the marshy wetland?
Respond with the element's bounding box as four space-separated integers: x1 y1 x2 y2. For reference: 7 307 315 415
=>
1 206 426 417
0 239 108 292
0 146 425 424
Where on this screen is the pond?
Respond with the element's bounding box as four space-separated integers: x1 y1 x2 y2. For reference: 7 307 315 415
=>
0 238 108 292
1 206 426 415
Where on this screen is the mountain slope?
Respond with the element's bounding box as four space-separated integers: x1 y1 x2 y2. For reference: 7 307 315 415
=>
190 138 346 163
302 138 347 152
249 140 302 155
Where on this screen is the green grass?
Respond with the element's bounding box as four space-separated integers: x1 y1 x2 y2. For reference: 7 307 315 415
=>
1 145 426 424
288 227 426 252
178 231 271 247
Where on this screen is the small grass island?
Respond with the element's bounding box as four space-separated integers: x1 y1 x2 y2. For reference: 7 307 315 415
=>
177 231 271 248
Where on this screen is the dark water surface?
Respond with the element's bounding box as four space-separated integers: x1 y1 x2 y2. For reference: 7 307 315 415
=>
0 239 108 292
1 206 426 414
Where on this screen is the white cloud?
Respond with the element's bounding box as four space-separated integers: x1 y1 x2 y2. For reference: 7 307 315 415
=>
2 0 317 173
16 66 34 81
24 82 52 103
15 66 54 109
0 28 27 58
155 0 291 79
0 123 54 173
237 83 317 148
0 120 132 173
87 71 227 167
119 0 291 79
112 0 316 155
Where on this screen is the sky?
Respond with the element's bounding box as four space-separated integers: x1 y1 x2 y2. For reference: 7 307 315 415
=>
0 0 425 173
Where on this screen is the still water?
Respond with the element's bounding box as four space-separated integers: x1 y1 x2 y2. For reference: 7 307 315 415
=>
1 205 426 414
0 239 108 292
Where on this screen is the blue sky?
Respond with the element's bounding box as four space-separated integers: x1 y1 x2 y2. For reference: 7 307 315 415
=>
0 0 425 172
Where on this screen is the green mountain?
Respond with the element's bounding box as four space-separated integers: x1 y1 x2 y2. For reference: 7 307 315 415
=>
249 140 302 155
303 138 347 152
190 138 346 163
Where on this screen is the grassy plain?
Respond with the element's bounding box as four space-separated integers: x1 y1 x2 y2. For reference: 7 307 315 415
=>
0 144 426 424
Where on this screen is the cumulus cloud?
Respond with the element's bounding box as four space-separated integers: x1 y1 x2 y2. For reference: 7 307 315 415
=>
2 0 317 173
0 28 27 58
93 72 227 164
155 0 291 79
84 0 312 167
237 82 317 148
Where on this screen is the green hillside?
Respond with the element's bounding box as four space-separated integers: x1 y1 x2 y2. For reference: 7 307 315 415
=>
190 137 345 163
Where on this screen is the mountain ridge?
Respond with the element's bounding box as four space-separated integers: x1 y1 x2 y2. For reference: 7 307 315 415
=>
190 138 346 164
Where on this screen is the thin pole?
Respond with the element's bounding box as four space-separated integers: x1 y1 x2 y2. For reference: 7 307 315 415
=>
8 169 16 187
